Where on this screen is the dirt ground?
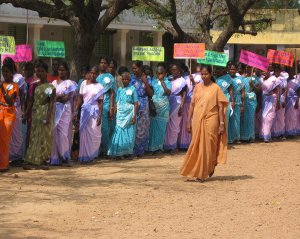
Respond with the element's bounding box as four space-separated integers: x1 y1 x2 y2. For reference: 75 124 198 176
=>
0 139 299 239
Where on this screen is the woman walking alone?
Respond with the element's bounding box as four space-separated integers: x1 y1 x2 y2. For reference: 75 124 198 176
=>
181 65 228 182
50 61 76 165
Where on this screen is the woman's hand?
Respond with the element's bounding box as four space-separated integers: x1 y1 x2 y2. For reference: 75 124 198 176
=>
187 121 192 133
141 73 148 84
189 75 195 85
109 107 115 120
218 124 225 135
281 102 286 108
240 105 244 113
231 101 235 109
131 115 136 125
178 106 183 117
96 115 102 126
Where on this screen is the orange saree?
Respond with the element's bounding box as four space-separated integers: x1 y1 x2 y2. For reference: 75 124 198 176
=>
180 83 228 179
0 82 18 170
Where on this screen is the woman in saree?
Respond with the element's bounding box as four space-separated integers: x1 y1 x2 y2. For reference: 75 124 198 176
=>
0 63 19 172
180 65 228 182
96 57 116 156
271 66 287 139
227 63 245 144
216 67 234 140
148 64 171 153
240 65 261 142
285 69 300 137
259 66 281 142
3 58 26 163
108 72 138 158
76 66 104 163
178 64 202 149
50 61 77 165
24 62 56 169
164 63 187 153
131 61 153 156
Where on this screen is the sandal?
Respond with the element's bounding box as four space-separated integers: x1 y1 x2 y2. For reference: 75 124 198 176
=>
195 178 205 183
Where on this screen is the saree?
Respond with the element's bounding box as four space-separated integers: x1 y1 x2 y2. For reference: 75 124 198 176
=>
216 74 233 138
164 77 186 150
25 83 55 165
108 86 138 157
271 78 287 137
178 75 202 149
180 83 228 179
96 73 116 154
130 75 152 155
148 78 172 152
0 82 18 170
285 78 300 136
9 74 25 161
240 76 259 141
228 76 244 143
78 81 105 163
50 79 76 165
259 76 281 140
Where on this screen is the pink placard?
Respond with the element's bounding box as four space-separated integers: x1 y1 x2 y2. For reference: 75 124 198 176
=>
2 44 32 62
239 49 269 71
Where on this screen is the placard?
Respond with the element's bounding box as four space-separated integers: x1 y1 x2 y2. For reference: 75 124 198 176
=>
267 49 294 67
2 44 32 62
132 46 164 62
239 49 269 71
197 50 229 67
173 43 205 59
0 36 15 54
36 40 65 58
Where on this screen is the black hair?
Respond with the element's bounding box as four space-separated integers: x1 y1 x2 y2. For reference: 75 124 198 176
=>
80 65 90 73
3 57 17 73
36 61 49 72
2 63 15 74
99 56 109 64
118 66 129 75
157 62 166 69
33 59 44 68
200 64 216 82
142 65 153 76
109 59 118 68
237 62 246 70
58 60 70 73
227 61 237 69
24 62 34 71
90 65 99 73
132 60 143 68
179 61 189 73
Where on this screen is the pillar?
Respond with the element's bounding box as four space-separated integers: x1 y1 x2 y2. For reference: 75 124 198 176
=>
120 29 129 66
153 31 163 46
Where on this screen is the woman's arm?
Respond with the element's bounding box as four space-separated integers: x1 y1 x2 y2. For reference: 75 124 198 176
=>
96 98 103 126
23 95 33 120
240 88 245 113
56 92 72 103
142 74 154 97
108 88 115 120
0 83 17 106
159 77 171 96
218 102 225 135
186 86 196 133
178 85 187 117
131 102 138 124
45 89 56 125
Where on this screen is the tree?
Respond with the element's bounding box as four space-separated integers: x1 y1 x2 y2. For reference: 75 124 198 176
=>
135 0 273 52
0 0 134 75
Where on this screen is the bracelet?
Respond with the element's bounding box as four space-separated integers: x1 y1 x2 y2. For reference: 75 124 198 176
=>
220 122 225 125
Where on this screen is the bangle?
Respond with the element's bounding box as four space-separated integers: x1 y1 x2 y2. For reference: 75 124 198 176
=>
220 122 225 125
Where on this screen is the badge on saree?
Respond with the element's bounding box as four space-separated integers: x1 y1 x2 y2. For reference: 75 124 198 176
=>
44 87 53 97
6 84 13 91
158 81 161 85
236 79 242 85
104 77 111 84
126 89 133 95
222 82 228 87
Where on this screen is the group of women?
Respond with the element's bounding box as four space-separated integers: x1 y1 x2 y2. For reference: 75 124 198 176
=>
0 55 299 181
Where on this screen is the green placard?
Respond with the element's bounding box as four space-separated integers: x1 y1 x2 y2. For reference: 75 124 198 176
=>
197 50 229 67
0 36 15 54
132 46 164 62
36 40 65 58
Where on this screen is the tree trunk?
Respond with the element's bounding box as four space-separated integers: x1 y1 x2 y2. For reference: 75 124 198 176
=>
71 29 97 80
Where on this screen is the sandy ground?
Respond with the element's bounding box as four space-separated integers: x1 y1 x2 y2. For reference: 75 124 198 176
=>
0 139 299 239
